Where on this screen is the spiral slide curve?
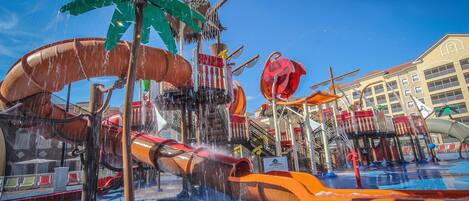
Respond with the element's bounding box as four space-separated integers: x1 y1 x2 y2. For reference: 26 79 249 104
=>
0 38 467 201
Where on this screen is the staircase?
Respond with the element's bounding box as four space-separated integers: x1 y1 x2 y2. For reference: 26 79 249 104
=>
240 120 276 156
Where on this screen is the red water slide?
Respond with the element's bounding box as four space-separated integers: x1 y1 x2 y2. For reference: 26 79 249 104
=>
0 38 467 201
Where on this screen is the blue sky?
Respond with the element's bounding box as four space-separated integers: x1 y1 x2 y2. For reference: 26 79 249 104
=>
1 0 469 112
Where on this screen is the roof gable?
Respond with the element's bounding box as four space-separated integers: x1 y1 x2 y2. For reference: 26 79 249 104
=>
414 34 469 61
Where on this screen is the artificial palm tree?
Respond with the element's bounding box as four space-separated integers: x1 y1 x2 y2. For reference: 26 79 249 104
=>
60 1 205 200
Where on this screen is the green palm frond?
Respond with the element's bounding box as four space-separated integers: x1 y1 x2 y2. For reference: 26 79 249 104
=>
61 0 205 52
149 0 206 32
60 0 124 15
142 4 177 53
105 2 134 50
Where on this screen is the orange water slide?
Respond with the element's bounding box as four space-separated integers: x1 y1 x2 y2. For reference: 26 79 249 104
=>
230 171 468 201
0 38 191 143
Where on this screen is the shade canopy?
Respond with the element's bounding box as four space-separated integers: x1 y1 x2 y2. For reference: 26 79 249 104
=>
276 91 340 107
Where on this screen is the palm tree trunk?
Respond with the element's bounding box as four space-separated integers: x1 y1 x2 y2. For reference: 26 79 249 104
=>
122 2 145 201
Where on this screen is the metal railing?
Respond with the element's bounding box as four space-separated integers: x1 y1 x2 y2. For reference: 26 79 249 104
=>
247 120 276 156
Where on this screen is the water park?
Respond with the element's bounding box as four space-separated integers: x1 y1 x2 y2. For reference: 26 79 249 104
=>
0 1 469 201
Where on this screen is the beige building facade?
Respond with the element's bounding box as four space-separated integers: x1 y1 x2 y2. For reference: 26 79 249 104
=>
337 34 469 127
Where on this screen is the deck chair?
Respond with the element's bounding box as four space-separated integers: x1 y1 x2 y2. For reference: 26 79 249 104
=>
38 174 52 187
68 172 79 185
19 175 37 190
4 177 19 191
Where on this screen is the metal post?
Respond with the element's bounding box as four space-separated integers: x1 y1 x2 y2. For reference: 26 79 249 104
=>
179 22 185 56
179 104 190 197
157 170 162 192
302 102 317 175
271 77 282 156
82 84 104 201
318 104 335 177
329 67 346 167
61 84 72 167
394 136 405 163
287 110 299 171
408 134 419 162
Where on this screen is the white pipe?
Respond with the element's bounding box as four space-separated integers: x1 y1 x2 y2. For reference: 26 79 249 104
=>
271 77 282 156
303 102 317 175
319 104 334 174
287 110 300 171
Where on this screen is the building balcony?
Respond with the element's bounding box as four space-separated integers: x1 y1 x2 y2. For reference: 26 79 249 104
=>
428 81 460 93
424 70 457 82
431 94 465 106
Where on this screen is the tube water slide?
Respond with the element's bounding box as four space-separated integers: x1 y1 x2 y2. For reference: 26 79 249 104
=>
0 38 467 200
426 118 469 145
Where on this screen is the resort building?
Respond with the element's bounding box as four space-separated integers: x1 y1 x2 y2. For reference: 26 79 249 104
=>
337 34 469 143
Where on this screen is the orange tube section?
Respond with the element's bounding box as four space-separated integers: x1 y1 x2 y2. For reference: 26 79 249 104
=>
101 118 252 195
229 80 246 115
0 38 191 143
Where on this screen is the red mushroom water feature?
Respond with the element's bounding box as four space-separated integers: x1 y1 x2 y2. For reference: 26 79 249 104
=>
260 51 306 101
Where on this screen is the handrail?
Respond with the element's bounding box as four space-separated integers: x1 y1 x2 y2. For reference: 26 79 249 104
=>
248 120 276 155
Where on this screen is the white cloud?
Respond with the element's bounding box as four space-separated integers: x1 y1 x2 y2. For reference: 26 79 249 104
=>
0 43 17 57
246 95 256 101
0 8 18 30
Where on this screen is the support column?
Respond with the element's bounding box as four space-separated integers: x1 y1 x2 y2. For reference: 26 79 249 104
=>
380 137 390 166
179 104 190 198
408 134 419 162
394 136 405 163
319 104 335 177
271 77 282 156
82 84 104 201
287 110 299 171
303 102 317 175
414 135 426 162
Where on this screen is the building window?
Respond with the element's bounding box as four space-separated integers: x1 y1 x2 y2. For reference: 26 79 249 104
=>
352 91 360 100
388 92 400 102
365 98 375 107
373 84 384 94
412 74 419 82
465 73 469 84
427 76 459 92
386 81 398 90
435 102 468 116
424 63 456 80
391 103 403 113
376 95 387 105
460 57 469 70
364 88 372 96
404 89 411 96
14 129 31 150
415 86 422 94
401 78 409 86
407 101 415 108
430 89 464 105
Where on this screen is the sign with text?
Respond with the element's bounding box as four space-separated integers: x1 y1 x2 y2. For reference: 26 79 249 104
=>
263 156 289 172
